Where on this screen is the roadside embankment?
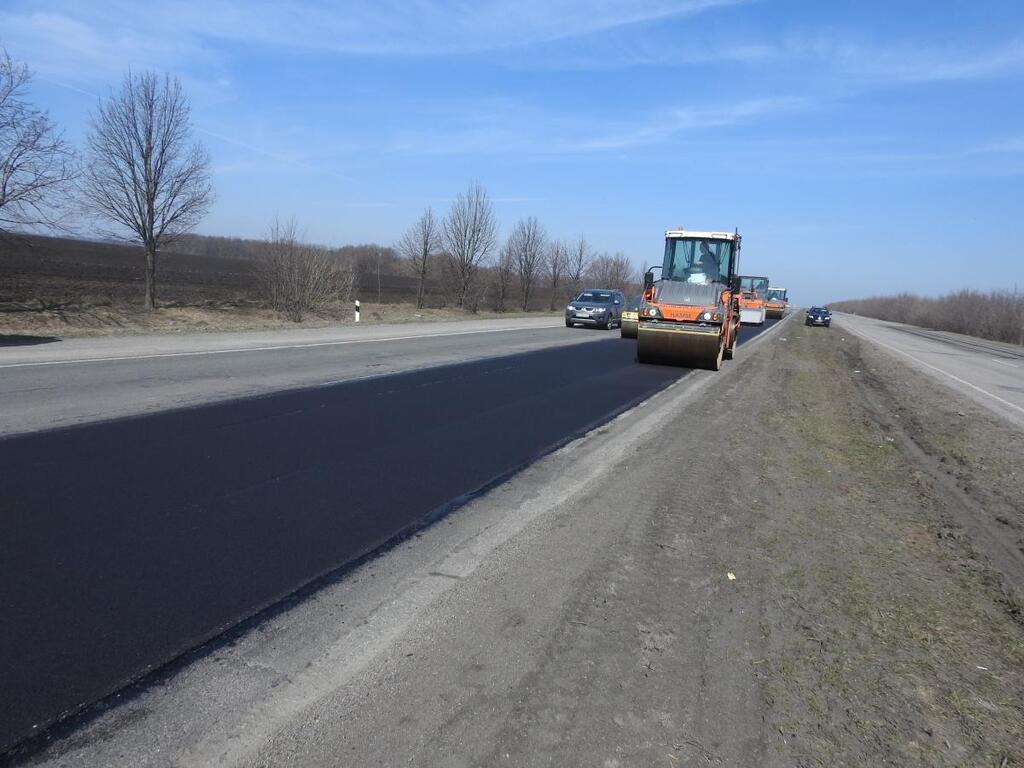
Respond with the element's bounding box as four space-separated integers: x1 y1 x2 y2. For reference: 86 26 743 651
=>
750 324 1024 765
0 300 560 339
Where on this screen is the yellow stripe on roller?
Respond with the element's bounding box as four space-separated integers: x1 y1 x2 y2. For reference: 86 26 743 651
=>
638 326 720 337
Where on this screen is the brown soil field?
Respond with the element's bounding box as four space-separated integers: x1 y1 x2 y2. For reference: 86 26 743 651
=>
0 234 559 337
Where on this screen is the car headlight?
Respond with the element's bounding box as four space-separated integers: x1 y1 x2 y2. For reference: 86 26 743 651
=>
566 305 574 311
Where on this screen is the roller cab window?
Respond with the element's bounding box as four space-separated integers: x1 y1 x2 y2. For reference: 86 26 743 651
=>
662 239 733 286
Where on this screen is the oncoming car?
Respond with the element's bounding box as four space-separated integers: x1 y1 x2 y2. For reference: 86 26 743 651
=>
620 295 640 338
565 289 624 330
805 306 832 327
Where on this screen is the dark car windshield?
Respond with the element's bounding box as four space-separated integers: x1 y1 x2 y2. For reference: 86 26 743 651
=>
575 292 613 303
809 307 829 313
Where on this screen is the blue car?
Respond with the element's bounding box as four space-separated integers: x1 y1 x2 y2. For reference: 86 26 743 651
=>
805 306 832 327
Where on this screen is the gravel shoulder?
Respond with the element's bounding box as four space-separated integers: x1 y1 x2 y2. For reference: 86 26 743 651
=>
12 318 1024 767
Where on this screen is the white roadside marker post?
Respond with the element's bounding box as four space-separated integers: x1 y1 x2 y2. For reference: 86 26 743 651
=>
354 299 361 323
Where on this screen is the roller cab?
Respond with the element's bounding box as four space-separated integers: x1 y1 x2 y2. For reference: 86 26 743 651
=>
637 229 741 370
737 275 769 326
765 286 788 318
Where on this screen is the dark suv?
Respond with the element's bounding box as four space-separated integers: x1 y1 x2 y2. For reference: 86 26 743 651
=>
805 306 832 327
565 289 624 330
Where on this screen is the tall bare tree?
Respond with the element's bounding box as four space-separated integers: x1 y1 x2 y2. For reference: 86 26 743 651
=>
395 207 439 309
565 234 591 299
0 49 77 235
82 71 212 310
441 182 497 308
508 215 546 311
545 239 567 310
493 238 516 312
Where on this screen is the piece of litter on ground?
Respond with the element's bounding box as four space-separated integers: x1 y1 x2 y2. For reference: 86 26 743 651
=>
727 572 736 581
853 369 861 373
977 665 989 671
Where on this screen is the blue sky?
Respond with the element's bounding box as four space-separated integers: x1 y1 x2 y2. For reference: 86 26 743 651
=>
3 0 1023 303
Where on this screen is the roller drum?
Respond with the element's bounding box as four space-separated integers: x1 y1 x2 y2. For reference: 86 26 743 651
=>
637 323 723 370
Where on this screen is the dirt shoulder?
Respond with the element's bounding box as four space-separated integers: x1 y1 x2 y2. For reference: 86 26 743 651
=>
850 328 1024 584
749 325 1024 765
0 301 560 339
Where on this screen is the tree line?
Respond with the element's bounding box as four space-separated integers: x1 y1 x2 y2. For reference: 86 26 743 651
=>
0 48 639 322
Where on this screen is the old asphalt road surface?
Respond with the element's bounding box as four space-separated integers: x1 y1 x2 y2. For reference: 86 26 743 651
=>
0 318 592 436
0 319 782 754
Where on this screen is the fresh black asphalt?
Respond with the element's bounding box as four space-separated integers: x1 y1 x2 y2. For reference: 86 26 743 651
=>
0 320 777 752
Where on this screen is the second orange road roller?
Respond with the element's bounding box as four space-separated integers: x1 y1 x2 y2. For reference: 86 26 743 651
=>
737 275 769 326
766 286 789 318
637 228 742 370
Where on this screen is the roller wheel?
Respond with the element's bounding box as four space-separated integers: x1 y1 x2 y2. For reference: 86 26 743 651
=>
709 340 724 371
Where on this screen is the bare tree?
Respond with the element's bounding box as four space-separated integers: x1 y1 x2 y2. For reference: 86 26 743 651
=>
395 207 439 309
441 182 497 308
508 215 546 311
545 239 567 311
588 251 637 293
565 234 591 299
0 49 77 235
255 218 351 322
493 238 516 312
82 71 212 310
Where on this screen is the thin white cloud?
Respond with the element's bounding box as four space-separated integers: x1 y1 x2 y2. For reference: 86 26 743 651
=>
784 34 1024 84
380 95 803 157
0 0 743 82
564 97 805 151
964 136 1024 155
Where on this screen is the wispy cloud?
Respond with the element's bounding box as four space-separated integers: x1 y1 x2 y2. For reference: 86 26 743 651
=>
564 97 805 151
1 0 743 83
390 95 804 156
783 34 1024 85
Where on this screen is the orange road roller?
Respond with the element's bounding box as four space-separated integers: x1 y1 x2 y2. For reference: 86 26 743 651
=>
637 229 742 371
765 286 789 318
737 275 769 326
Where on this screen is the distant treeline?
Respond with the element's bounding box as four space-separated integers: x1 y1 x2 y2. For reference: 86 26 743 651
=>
832 291 1024 346
169 231 639 311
